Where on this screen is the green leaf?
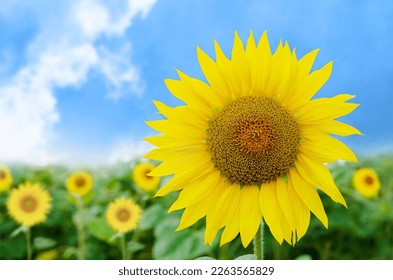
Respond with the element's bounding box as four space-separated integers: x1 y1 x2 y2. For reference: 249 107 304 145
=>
152 215 211 260
295 254 312 260
87 217 117 243
33 237 56 250
10 225 27 238
62 247 78 259
139 204 166 231
127 241 145 254
195 256 215 260
0 234 26 259
235 254 257 260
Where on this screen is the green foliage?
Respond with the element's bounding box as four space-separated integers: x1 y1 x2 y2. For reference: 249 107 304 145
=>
152 211 212 259
235 254 257 260
0 154 392 260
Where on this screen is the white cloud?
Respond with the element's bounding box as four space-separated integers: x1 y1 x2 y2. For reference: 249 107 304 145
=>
108 138 153 165
74 0 110 39
0 0 157 164
98 44 143 100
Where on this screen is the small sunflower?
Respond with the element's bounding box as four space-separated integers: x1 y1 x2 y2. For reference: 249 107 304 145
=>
0 164 13 192
353 168 380 198
7 182 52 227
35 249 59 260
132 162 160 192
66 171 93 196
106 198 142 233
146 31 361 247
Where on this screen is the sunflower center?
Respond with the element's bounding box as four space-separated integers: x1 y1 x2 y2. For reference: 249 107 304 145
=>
364 176 374 185
20 196 38 213
75 176 86 188
144 169 153 180
0 170 6 179
206 96 300 186
116 208 131 222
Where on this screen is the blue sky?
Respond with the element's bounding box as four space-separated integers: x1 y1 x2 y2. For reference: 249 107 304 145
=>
0 0 392 165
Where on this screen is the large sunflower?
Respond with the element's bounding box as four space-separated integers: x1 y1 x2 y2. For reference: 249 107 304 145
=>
66 171 93 196
132 162 160 192
0 164 13 192
352 168 380 198
7 182 52 227
106 198 142 233
145 31 360 247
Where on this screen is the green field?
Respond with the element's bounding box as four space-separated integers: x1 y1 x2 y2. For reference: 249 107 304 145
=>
1 154 392 260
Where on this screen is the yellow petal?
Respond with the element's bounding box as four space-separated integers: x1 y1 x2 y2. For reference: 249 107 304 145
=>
231 31 252 97
152 100 206 128
297 48 320 77
177 205 205 231
176 180 225 231
296 61 333 103
197 46 232 100
145 142 205 160
177 70 224 109
300 133 358 163
296 154 347 207
245 30 257 59
214 40 230 64
289 168 328 228
145 120 206 138
280 212 294 245
239 186 262 247
265 41 292 98
276 178 296 230
155 157 212 196
148 151 208 177
254 31 272 92
259 181 284 244
296 94 359 123
168 170 221 211
220 188 242 246
204 184 233 245
287 176 310 240
300 119 362 136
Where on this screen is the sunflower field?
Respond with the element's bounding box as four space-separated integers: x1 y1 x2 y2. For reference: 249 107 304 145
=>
0 153 392 260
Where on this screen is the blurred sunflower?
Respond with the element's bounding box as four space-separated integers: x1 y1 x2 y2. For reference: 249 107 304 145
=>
7 182 52 227
35 249 59 260
106 198 142 233
66 171 93 196
132 162 160 192
146 31 361 247
0 164 13 192
353 168 380 198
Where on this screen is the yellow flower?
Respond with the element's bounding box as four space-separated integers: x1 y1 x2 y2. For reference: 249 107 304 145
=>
132 162 160 192
106 198 142 233
66 171 93 196
353 168 380 198
35 249 58 260
0 164 13 192
7 182 52 227
145 31 361 247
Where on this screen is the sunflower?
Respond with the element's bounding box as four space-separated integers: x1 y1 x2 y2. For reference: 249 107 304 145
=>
132 162 160 192
35 249 59 260
352 168 380 198
0 164 13 192
106 198 142 233
145 31 361 247
7 182 52 227
66 171 93 196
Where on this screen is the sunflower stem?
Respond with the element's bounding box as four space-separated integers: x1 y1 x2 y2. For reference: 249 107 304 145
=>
121 233 127 260
253 221 264 260
25 227 32 260
76 195 85 260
